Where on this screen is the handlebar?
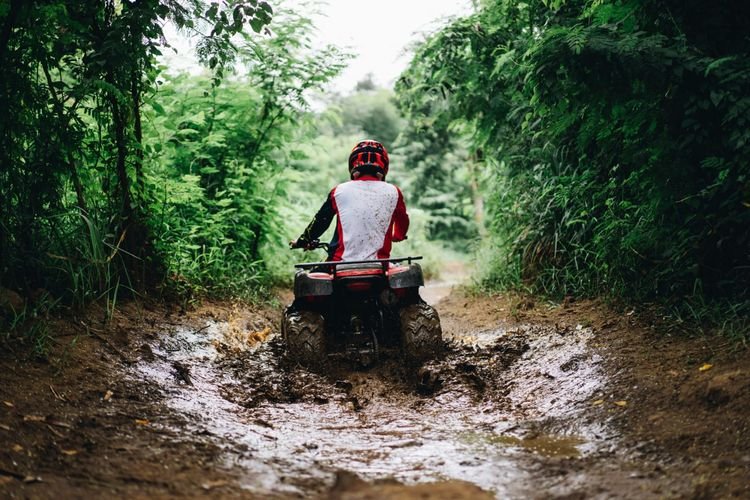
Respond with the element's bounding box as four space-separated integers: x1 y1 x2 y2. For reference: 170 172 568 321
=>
289 239 329 251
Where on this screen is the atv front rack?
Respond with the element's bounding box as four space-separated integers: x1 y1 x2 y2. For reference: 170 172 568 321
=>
294 256 423 270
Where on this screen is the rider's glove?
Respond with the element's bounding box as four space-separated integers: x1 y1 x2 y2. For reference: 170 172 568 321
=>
290 238 318 251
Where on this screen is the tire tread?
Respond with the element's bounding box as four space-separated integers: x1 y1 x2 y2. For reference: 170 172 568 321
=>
400 303 442 363
282 309 326 367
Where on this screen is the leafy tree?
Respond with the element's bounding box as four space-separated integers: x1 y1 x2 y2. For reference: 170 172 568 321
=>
354 73 377 92
398 0 750 326
329 85 405 145
0 0 274 305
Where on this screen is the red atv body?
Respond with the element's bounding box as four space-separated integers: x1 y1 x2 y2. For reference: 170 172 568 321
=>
282 253 442 368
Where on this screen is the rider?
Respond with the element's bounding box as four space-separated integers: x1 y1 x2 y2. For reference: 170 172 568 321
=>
291 140 409 261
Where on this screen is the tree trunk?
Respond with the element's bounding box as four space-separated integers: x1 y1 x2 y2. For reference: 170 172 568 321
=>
109 96 134 224
41 59 88 214
131 69 145 201
68 158 88 213
468 150 486 235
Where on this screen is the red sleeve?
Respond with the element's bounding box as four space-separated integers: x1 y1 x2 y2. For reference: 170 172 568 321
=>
392 187 409 242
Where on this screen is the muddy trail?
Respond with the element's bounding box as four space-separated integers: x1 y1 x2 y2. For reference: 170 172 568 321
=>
2 273 750 498
136 312 607 498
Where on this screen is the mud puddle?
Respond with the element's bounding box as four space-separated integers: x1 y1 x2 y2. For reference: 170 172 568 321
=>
131 306 615 498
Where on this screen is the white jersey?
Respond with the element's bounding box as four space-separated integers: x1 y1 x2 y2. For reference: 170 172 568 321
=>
333 179 400 261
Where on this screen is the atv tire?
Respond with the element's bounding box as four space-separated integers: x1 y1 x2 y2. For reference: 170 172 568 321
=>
282 308 327 368
399 303 442 364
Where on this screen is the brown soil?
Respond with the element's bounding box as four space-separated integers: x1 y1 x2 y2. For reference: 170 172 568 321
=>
1 287 749 498
439 291 750 498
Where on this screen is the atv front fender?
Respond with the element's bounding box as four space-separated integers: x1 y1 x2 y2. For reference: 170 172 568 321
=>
294 270 333 297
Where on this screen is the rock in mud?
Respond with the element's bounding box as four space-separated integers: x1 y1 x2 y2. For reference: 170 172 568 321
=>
326 470 494 500
705 370 747 407
138 343 155 362
416 366 442 395
172 361 193 385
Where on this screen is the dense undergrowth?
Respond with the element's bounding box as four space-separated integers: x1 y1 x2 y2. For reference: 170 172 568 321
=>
397 0 750 338
1 1 278 327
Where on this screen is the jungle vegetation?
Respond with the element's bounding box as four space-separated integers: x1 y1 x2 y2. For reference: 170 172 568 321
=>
397 0 750 335
0 1 333 309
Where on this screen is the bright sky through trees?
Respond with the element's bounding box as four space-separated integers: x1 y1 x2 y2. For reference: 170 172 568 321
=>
163 0 473 91
301 0 473 91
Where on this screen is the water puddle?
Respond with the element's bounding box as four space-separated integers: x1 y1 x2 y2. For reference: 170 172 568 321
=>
462 432 585 459
131 312 610 497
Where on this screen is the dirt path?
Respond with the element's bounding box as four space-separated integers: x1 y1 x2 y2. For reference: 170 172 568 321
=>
420 260 468 306
1 270 749 498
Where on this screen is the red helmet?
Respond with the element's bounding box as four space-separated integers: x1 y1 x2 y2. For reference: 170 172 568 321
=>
348 140 389 178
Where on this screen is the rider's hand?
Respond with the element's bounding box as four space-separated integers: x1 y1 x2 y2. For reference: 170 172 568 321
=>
290 239 318 251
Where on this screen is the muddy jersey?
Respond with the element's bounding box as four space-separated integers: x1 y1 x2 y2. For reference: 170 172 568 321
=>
300 176 409 261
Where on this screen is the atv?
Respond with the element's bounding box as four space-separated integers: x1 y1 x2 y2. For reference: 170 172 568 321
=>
282 241 442 368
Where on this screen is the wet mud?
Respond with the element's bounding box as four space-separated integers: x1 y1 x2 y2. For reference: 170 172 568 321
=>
130 303 651 498
3 279 750 498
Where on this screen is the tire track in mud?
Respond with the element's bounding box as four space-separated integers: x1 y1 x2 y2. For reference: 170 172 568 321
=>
131 299 637 498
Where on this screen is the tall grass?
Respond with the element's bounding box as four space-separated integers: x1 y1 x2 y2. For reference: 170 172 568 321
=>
53 211 134 317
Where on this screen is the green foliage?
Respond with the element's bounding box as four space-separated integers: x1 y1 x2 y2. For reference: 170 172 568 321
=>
333 87 405 145
0 0 275 312
398 0 750 332
144 9 348 299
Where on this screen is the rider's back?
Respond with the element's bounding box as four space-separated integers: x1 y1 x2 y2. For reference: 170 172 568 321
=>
331 178 403 261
